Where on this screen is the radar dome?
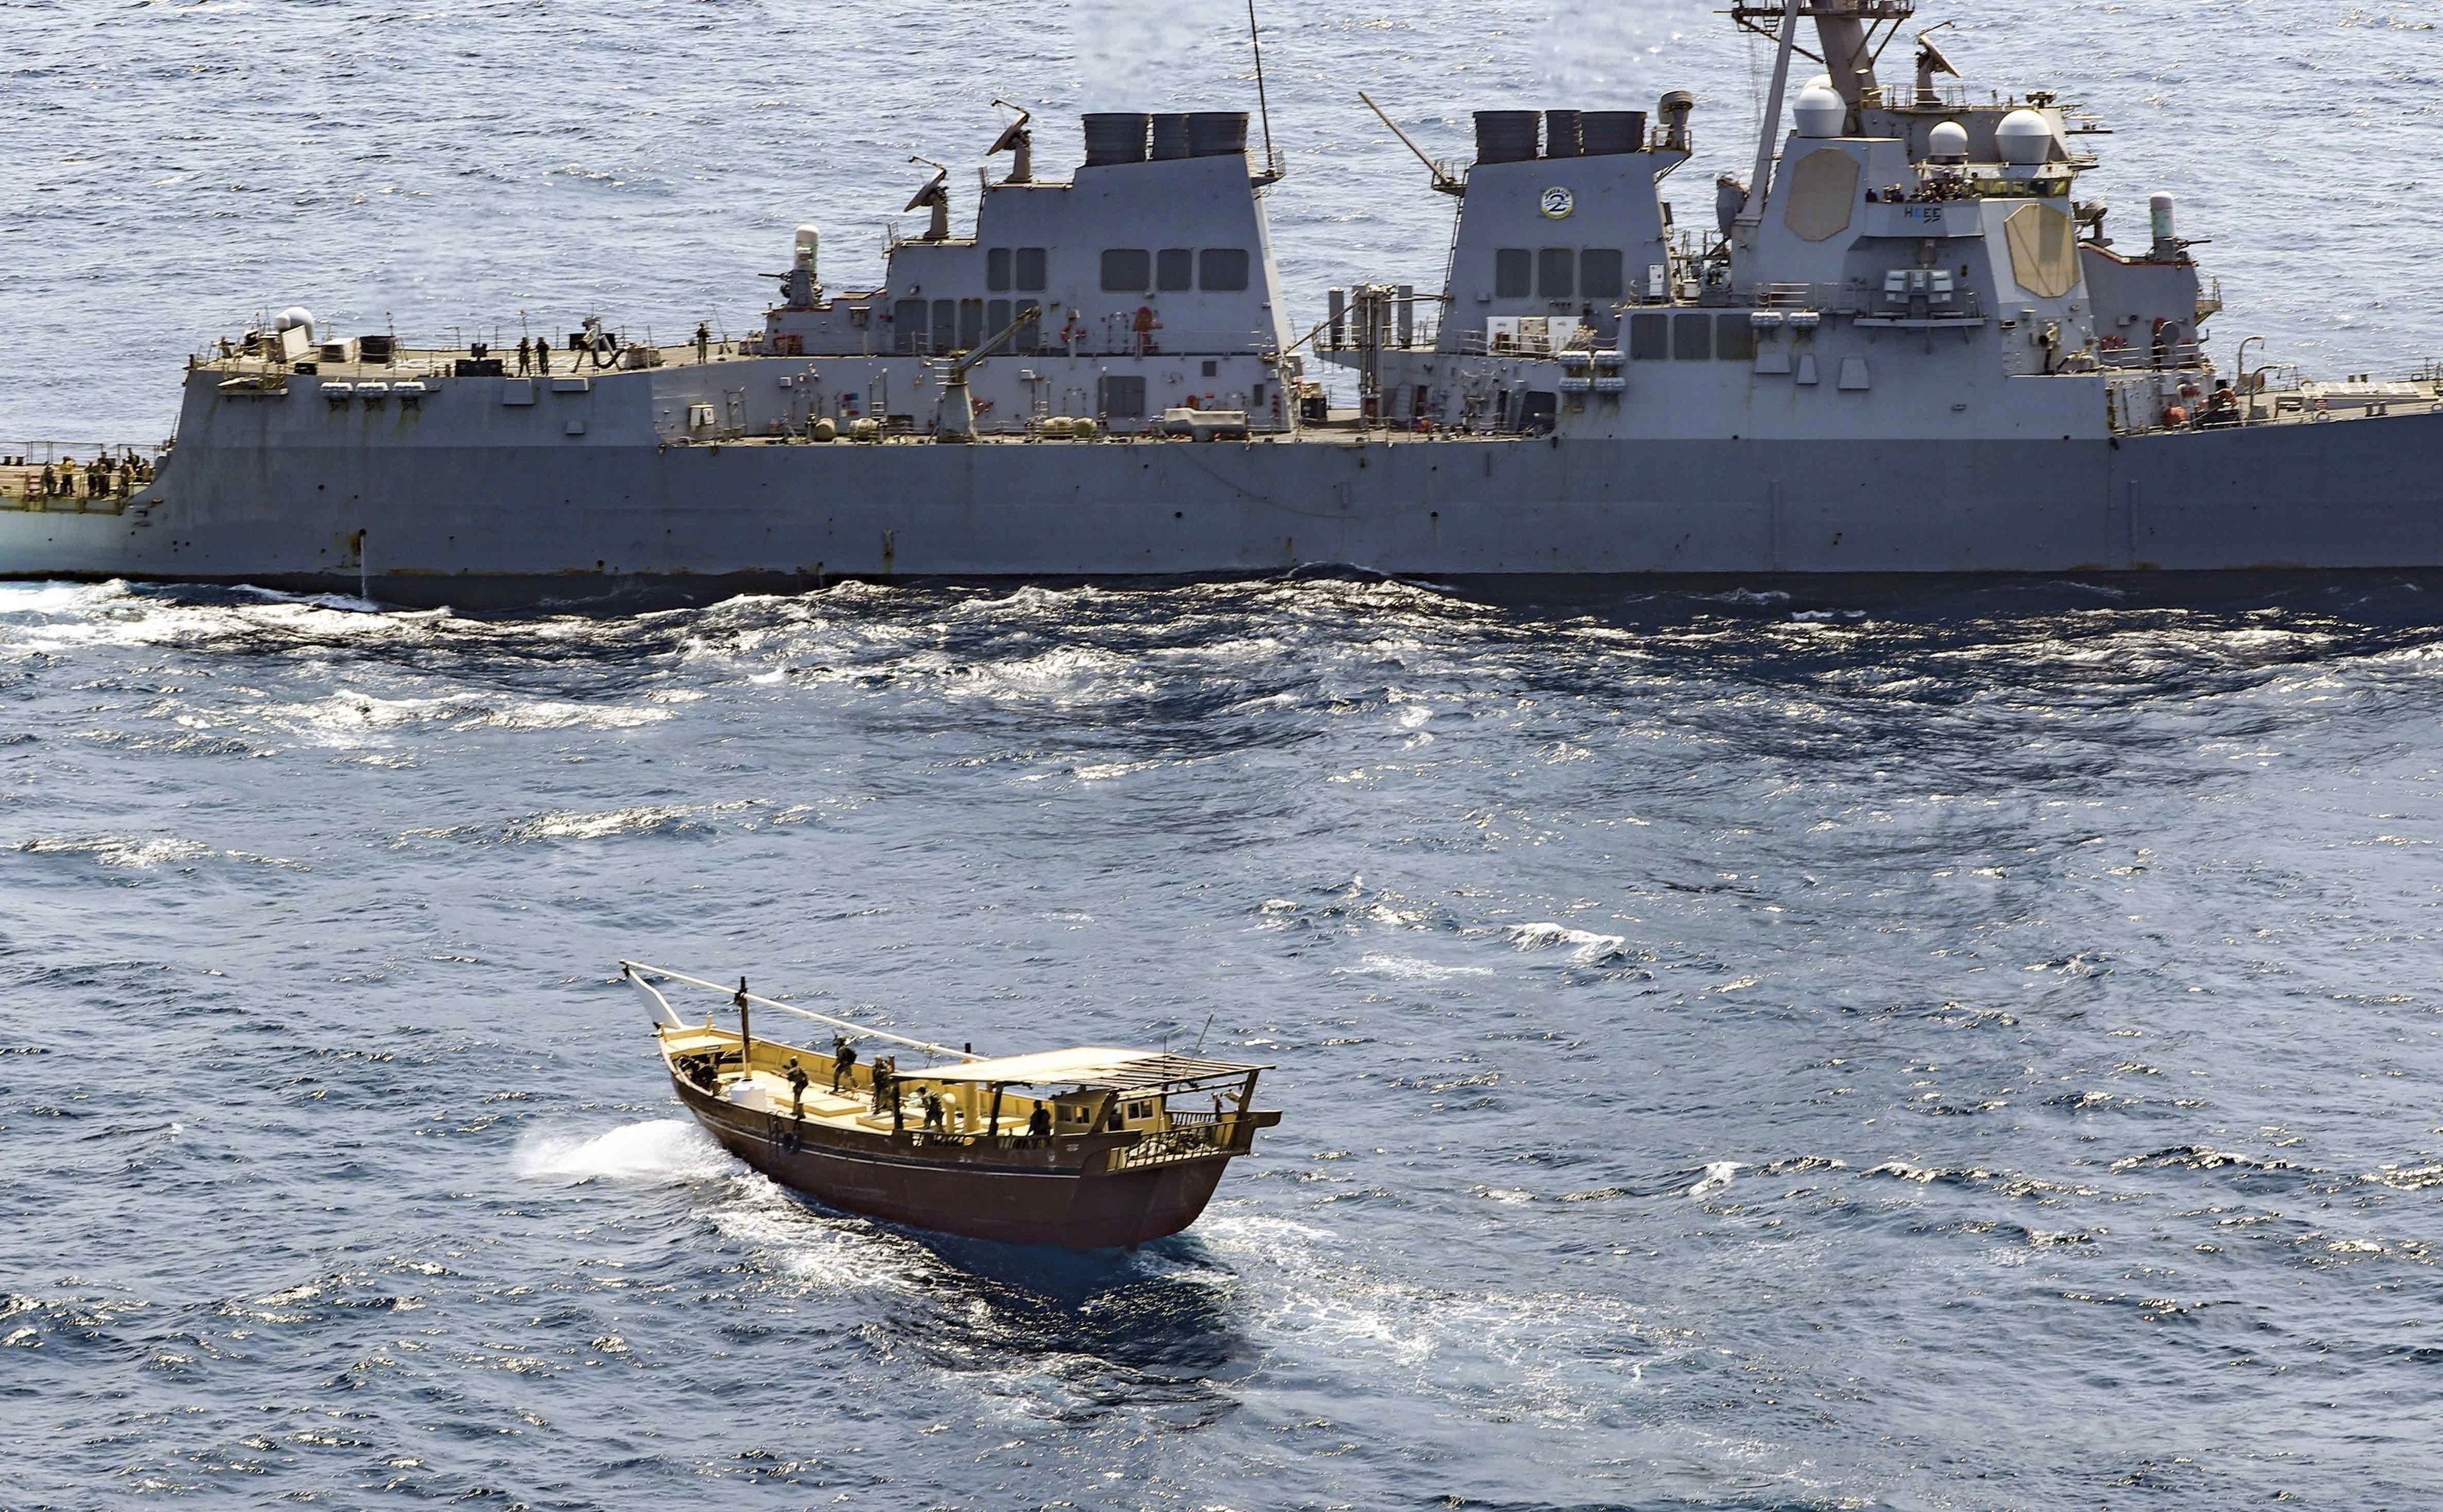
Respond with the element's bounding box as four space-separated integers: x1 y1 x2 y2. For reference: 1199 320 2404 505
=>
1803 73 1833 93
1995 108 2054 165
1793 84 1845 138
274 306 316 337
1927 120 1969 161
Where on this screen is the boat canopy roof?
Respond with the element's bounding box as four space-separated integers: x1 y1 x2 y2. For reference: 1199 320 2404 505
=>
914 1047 1267 1090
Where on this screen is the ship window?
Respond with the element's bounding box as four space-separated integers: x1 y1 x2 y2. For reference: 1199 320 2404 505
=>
1628 311 1668 360
1495 248 1532 299
1714 312 1755 360
1581 249 1625 300
1014 308 1041 354
1672 311 1711 360
987 247 1013 293
1099 373 1147 419
1016 247 1047 291
1538 247 1575 299
1102 248 1152 292
932 299 956 352
891 297 926 354
988 299 1011 340
1200 247 1250 291
1157 248 1195 291
958 298 985 350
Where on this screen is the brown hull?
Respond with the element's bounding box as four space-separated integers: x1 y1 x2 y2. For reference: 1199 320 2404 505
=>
675 1077 1237 1249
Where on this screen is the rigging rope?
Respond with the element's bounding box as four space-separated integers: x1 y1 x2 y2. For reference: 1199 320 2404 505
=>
622 961 980 1062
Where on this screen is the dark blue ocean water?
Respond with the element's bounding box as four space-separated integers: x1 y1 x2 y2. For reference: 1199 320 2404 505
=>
5 575 2443 1510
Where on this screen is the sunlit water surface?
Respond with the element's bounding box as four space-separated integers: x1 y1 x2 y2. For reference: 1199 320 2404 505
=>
4 575 2442 1508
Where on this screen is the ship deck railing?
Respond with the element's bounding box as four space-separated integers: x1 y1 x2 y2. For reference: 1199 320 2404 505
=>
1753 282 1870 314
2097 341 2210 372
863 329 1284 362
1 441 162 512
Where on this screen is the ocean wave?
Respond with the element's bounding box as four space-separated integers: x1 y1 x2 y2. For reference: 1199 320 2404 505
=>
511 1119 735 1185
1505 921 1629 963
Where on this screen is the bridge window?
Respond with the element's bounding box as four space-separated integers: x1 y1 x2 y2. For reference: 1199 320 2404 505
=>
1538 247 1575 299
1016 247 1047 291
1102 249 1152 292
1200 248 1250 291
958 298 985 350
987 247 1012 292
1495 248 1532 299
932 299 956 352
1672 311 1711 360
1157 248 1195 292
1628 311 1667 360
1714 313 1755 360
1581 249 1625 300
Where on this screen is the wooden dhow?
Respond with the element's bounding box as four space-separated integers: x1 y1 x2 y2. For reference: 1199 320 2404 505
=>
622 962 1281 1249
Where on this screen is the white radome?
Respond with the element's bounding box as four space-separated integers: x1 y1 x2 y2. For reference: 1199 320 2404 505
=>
1793 84 1846 138
1928 120 1970 161
1995 108 2054 165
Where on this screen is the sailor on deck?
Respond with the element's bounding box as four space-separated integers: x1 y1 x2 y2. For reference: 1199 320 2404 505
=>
785 1056 808 1119
831 1034 856 1092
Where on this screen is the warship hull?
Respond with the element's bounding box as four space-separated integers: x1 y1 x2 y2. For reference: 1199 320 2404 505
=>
6 402 2438 603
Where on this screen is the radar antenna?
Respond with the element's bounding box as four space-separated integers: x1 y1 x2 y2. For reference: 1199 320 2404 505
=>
1912 20 1959 107
987 101 1033 184
904 156 951 241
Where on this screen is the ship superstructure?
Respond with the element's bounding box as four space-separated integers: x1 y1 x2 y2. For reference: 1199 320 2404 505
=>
748 107 1297 436
1323 0 2218 446
2 0 2438 597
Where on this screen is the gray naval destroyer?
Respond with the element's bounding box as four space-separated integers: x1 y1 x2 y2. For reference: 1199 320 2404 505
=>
5 0 2441 601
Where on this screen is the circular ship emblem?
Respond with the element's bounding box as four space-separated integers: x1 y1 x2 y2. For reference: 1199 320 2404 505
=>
1540 186 1575 219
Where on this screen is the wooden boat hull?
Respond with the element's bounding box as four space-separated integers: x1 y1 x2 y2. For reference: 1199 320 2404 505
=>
675 1075 1237 1249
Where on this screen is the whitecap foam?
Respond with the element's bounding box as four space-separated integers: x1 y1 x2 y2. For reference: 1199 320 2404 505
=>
1506 921 1628 962
11 834 211 869
1687 1161 1743 1199
513 1119 736 1184
1339 953 1495 981
707 1183 940 1295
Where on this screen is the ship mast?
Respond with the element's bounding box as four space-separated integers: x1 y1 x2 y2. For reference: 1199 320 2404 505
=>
1729 0 1917 106
1727 0 1918 263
